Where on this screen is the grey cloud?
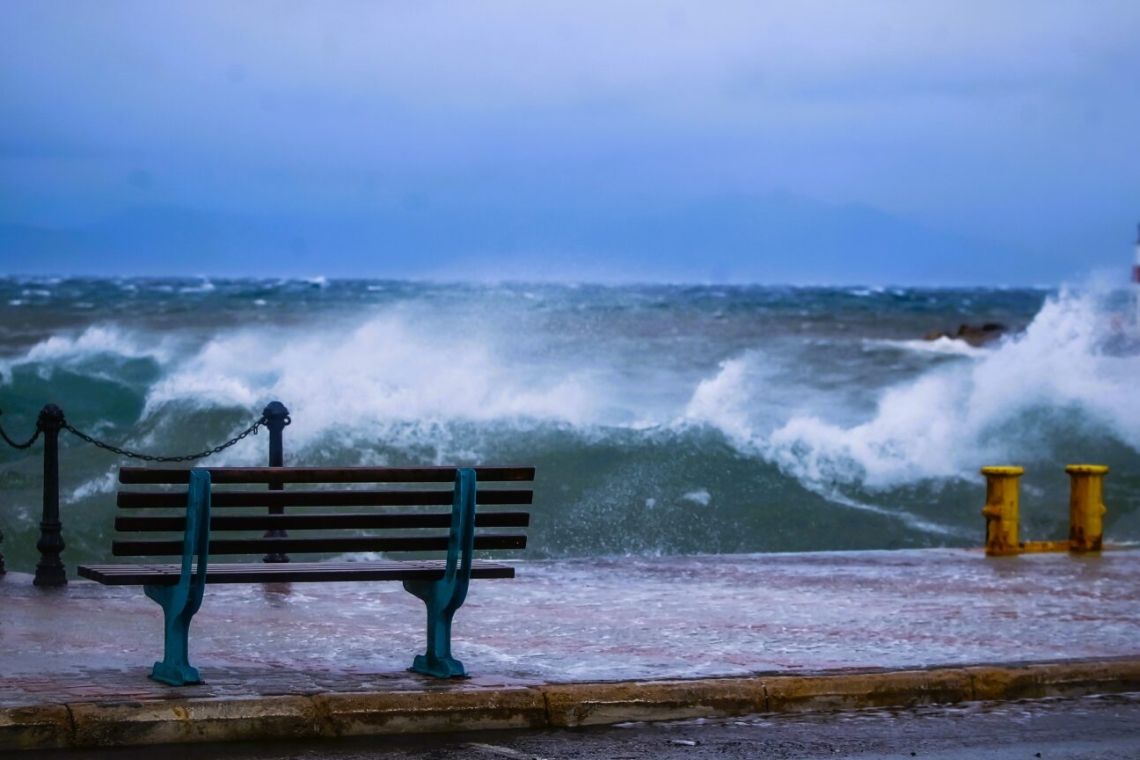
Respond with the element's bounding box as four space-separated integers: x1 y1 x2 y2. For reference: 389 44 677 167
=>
1 0 1138 281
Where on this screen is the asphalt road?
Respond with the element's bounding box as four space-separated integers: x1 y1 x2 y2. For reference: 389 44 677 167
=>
40 692 1140 759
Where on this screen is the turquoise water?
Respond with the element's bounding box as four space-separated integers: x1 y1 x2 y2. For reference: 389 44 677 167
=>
1 277 1138 571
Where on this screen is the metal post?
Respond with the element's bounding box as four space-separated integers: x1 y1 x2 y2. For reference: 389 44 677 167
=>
262 401 290 563
1067 464 1108 553
35 404 67 587
981 466 1023 557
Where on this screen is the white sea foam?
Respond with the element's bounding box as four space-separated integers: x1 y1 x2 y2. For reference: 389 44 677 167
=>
681 351 965 532
684 356 756 443
11 285 1137 536
862 337 989 356
65 468 118 505
681 489 712 506
142 313 603 457
20 325 173 364
178 278 216 294
0 325 178 382
685 288 1140 494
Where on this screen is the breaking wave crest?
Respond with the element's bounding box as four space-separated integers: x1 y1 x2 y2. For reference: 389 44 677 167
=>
685 288 1140 490
1 280 1137 568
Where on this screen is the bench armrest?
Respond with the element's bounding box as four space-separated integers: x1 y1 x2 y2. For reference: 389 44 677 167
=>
142 468 212 685
181 468 211 592
442 468 476 599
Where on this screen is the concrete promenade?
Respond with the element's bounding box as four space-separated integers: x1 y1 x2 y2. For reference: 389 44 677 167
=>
1 548 1139 751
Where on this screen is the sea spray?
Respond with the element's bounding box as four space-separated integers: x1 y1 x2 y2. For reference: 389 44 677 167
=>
0 278 1137 572
758 288 1140 491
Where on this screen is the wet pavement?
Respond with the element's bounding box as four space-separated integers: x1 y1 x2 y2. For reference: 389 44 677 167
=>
1 548 1138 709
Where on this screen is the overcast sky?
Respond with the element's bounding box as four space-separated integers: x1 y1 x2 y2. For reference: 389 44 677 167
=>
1 1 1138 283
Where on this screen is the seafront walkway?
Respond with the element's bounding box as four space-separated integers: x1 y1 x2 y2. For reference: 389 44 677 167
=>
2 549 1139 750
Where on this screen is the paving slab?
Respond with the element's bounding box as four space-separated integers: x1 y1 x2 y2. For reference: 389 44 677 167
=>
0 549 1138 750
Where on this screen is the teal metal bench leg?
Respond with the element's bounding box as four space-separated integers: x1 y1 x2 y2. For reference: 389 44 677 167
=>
144 469 211 686
404 579 465 678
145 583 201 686
403 468 476 679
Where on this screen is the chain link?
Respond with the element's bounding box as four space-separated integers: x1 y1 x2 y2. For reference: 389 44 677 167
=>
0 409 42 450
62 417 266 463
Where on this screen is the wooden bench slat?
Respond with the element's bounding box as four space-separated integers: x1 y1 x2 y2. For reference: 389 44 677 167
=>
119 466 536 485
112 534 527 556
78 559 516 586
88 463 533 682
115 511 531 532
116 489 533 509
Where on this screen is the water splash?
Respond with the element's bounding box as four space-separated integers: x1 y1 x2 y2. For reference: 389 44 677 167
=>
1 280 1136 566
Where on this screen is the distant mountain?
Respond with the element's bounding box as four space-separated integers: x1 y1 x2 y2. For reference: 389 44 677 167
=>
548 194 1031 285
0 195 1035 285
0 223 91 272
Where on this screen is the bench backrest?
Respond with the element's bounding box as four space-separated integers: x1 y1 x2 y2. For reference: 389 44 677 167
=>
112 466 532 560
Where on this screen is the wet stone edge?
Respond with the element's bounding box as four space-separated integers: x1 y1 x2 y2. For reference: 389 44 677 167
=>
2 658 1140 751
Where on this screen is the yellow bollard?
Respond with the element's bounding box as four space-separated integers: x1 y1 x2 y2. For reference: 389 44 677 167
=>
981 466 1024 556
1066 464 1108 553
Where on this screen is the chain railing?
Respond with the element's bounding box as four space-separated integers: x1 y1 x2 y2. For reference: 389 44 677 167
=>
62 418 266 463
0 403 41 576
0 411 41 450
0 401 291 587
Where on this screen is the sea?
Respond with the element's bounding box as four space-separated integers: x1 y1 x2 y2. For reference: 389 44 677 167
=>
1 277 1138 573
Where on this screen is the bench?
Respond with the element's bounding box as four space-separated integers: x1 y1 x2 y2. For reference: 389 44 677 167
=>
77 464 533 686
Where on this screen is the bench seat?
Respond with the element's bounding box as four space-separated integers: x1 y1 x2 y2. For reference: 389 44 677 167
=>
79 559 516 585
78 464 533 686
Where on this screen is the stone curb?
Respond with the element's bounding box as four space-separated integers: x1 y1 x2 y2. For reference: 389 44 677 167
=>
2 658 1139 751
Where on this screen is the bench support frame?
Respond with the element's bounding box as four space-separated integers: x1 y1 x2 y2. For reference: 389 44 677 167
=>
144 469 211 686
91 466 508 684
403 468 476 678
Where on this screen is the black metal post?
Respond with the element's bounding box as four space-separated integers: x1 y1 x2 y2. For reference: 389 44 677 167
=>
262 401 290 563
34 404 66 587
